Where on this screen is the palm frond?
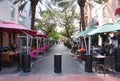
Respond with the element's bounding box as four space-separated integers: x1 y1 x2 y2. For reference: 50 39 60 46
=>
94 0 108 4
61 0 76 12
13 0 24 4
51 0 62 4
57 1 70 8
43 0 53 11
19 1 28 12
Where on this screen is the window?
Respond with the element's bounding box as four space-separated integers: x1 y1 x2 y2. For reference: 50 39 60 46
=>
0 0 3 2
103 7 107 18
11 6 15 18
118 0 120 6
92 18 98 26
19 16 26 26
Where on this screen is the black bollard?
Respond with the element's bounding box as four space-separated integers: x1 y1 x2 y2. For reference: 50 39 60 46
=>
54 53 62 73
22 54 31 72
85 54 92 72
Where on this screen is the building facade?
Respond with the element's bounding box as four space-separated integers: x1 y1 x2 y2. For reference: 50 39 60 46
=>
0 0 18 23
85 0 120 47
18 1 31 29
0 0 19 46
0 0 31 47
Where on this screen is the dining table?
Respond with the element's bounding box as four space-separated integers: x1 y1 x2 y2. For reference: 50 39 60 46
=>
94 55 106 59
93 55 106 72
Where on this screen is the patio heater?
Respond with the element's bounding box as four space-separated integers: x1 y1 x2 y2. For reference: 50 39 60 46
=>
18 34 32 72
22 35 31 72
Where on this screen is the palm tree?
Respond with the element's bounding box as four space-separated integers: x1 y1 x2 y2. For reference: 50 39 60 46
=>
14 0 62 30
77 0 108 31
30 0 40 30
14 0 40 30
77 0 86 31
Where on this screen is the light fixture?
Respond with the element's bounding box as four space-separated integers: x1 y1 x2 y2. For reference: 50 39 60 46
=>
104 32 107 35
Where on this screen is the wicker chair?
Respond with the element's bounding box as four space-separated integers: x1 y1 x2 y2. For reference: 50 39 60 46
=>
97 56 115 76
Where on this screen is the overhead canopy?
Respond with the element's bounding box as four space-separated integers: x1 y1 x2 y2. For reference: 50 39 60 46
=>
88 22 120 36
80 26 97 37
75 26 97 38
26 30 47 38
0 21 47 38
75 31 85 38
0 21 29 33
0 22 28 30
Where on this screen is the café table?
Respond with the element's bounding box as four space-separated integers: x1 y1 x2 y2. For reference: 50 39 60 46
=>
93 55 106 72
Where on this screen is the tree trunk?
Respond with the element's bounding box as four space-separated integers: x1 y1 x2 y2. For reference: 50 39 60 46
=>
78 0 86 31
80 6 85 31
31 4 36 30
78 0 86 48
65 26 69 38
30 0 38 30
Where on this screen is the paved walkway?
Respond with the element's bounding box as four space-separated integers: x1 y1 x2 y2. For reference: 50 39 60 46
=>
0 43 120 81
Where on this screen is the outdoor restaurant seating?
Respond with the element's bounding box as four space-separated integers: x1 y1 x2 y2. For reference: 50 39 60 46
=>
1 49 18 68
93 55 115 76
1 54 15 67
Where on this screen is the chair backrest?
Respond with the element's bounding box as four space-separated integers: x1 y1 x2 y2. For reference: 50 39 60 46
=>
1 54 10 61
104 56 115 67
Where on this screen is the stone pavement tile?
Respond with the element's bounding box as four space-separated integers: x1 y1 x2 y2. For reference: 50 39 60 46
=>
0 74 120 81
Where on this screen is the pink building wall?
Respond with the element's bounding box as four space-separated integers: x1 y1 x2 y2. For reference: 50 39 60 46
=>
86 0 120 26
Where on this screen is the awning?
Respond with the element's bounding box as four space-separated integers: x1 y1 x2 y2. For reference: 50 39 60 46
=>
75 26 97 38
0 22 28 30
80 26 97 37
88 22 120 36
0 21 47 37
0 22 28 33
26 30 47 38
115 7 120 15
75 31 85 38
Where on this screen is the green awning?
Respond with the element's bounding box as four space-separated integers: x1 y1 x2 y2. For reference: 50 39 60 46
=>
88 22 120 35
75 26 97 38
75 31 85 38
81 26 97 37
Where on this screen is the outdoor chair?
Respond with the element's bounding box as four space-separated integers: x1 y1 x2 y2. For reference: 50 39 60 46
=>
1 54 15 68
96 56 115 77
92 56 104 72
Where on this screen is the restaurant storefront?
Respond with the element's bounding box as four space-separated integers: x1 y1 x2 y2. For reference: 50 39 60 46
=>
0 21 49 72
